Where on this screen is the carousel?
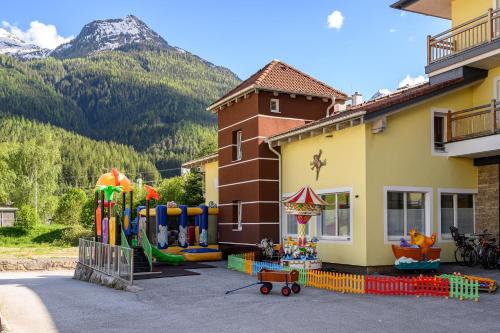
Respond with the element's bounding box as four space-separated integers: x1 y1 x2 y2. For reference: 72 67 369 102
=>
281 185 327 270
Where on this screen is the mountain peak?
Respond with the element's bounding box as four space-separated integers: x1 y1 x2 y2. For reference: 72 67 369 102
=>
51 15 170 58
0 28 50 59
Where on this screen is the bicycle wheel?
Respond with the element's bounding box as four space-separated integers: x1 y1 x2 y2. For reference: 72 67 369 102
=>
486 247 498 269
454 248 465 265
464 248 477 267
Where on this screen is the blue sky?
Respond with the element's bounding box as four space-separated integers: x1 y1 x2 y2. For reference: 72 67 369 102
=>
2 0 450 98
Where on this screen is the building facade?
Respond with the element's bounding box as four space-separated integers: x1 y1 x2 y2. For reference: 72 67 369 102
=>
185 0 500 267
206 60 347 247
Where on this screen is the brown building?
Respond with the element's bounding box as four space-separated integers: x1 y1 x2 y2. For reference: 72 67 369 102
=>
206 60 347 246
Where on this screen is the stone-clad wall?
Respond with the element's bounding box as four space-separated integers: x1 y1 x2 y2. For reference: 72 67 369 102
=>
475 164 499 239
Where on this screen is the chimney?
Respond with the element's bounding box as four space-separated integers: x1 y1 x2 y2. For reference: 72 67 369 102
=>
333 103 347 114
351 92 363 106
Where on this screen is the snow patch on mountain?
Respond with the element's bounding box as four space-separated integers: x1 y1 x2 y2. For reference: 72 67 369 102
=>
0 28 50 59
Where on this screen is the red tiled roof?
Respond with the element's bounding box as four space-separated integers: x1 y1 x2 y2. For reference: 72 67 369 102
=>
349 77 464 114
267 76 467 142
209 60 347 110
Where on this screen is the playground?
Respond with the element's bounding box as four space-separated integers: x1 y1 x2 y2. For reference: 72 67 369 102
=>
1 263 499 333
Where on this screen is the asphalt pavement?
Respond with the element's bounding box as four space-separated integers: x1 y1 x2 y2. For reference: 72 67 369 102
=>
0 263 499 333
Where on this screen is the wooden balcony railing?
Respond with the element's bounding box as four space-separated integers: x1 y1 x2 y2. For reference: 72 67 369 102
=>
428 8 500 64
447 99 500 142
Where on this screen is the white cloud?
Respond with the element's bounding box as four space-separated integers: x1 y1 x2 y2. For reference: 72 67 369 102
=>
327 10 344 30
400 11 407 17
2 20 73 49
398 74 428 88
389 28 397 33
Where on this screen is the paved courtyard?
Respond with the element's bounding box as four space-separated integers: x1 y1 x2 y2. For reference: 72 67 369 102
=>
0 263 499 333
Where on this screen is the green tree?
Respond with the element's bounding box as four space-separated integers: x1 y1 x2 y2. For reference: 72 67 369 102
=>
182 170 204 206
15 204 38 229
7 132 61 219
157 176 185 205
79 195 96 229
52 188 87 225
0 144 16 205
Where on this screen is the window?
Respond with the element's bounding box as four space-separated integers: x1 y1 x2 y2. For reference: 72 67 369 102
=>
433 113 446 152
319 192 351 239
232 201 242 231
440 192 475 239
270 98 280 113
232 130 242 161
386 189 430 241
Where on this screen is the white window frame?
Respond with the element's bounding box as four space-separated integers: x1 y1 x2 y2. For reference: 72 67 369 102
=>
315 187 353 243
235 130 242 161
493 76 500 101
281 193 311 238
232 200 243 231
430 108 448 156
384 186 433 244
270 98 280 113
437 188 477 242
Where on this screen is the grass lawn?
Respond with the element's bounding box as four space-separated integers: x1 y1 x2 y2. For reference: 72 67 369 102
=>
0 224 78 259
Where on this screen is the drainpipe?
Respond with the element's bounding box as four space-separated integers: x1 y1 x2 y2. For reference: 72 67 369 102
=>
267 140 282 244
326 96 336 117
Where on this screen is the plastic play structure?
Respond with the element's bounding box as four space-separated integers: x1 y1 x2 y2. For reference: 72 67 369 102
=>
94 168 222 271
136 201 222 262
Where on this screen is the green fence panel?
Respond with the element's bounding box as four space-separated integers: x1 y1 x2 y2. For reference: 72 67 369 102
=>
439 274 479 301
141 229 153 272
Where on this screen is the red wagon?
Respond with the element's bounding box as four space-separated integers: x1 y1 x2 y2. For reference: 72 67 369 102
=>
258 269 301 296
225 269 301 297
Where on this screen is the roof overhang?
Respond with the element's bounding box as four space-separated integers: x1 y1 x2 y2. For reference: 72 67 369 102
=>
391 0 451 20
182 153 218 169
207 86 348 113
266 111 366 147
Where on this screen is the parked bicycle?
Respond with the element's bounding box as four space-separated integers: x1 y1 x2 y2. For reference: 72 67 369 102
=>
450 226 498 269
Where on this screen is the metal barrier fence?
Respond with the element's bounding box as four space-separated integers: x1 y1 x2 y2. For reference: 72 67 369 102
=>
78 237 134 285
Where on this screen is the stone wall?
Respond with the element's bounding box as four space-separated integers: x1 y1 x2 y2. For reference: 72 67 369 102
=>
73 262 141 292
475 164 500 239
0 258 76 272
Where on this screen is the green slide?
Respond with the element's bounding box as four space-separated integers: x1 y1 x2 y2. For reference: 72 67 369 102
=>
151 247 185 266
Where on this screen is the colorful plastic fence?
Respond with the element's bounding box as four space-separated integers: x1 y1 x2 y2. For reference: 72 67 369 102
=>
439 274 479 301
365 275 449 297
227 254 481 301
307 270 365 294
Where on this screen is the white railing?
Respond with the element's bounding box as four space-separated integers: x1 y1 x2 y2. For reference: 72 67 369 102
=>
78 237 134 285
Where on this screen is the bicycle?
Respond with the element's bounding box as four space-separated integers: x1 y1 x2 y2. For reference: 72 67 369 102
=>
449 226 470 265
462 229 498 269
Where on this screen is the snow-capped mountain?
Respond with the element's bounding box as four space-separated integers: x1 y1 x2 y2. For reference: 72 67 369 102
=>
0 29 51 59
51 15 171 58
369 88 392 101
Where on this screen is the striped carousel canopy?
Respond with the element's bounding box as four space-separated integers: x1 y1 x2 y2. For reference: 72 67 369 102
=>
283 185 327 216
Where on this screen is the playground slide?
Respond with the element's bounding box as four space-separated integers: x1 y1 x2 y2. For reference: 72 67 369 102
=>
151 246 185 266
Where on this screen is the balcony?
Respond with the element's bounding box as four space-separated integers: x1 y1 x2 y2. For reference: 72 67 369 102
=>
427 9 500 75
445 100 500 158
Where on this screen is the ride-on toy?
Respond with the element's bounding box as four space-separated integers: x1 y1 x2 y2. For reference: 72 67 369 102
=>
225 269 301 296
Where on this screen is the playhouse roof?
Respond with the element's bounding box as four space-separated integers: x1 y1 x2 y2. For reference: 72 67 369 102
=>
283 185 327 206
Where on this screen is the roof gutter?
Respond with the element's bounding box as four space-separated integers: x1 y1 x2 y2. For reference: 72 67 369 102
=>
266 110 366 144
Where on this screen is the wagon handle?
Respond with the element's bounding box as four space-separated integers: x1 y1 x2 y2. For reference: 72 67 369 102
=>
225 282 261 295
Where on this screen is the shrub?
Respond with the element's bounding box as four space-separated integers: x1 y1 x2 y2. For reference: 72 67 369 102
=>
15 205 39 229
79 196 96 229
52 188 87 225
55 225 93 246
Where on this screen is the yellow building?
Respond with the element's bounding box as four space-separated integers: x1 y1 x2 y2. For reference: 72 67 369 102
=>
186 0 500 269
